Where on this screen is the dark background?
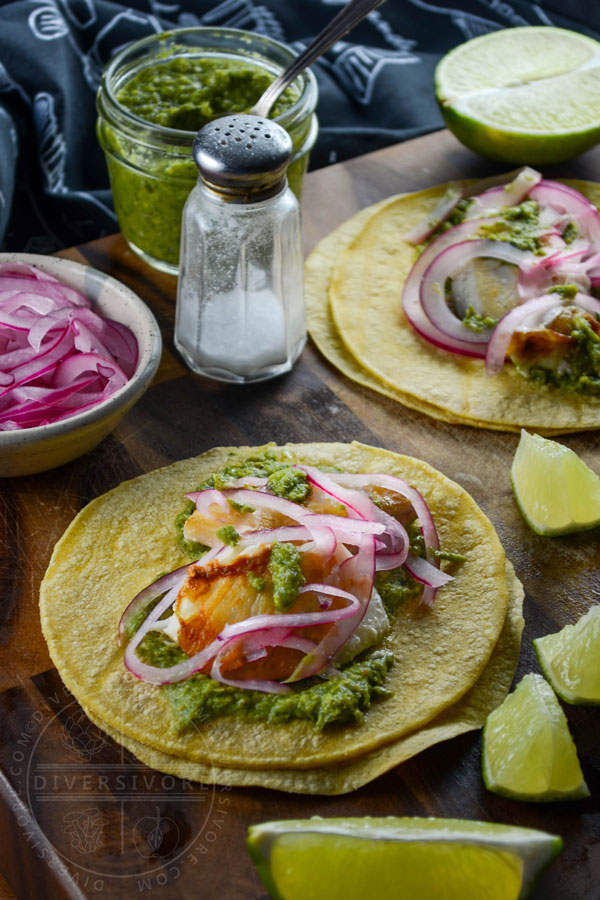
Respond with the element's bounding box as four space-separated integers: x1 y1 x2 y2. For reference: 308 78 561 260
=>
0 0 597 253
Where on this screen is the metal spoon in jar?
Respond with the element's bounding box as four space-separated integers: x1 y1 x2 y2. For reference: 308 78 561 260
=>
250 0 386 118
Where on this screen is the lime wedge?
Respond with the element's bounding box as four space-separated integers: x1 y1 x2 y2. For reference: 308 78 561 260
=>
247 816 562 900
511 430 600 535
435 27 600 164
535 606 600 704
482 673 589 801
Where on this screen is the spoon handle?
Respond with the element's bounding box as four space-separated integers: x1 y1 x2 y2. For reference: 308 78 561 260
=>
250 0 385 118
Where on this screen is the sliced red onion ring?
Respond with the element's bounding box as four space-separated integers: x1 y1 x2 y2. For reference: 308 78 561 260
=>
329 472 444 606
403 184 464 246
287 535 375 682
210 639 291 694
467 167 542 201
0 261 62 282
124 580 193 684
302 513 384 536
369 505 409 560
219 586 361 641
1 335 60 370
28 308 77 352
240 525 337 561
210 630 318 694
0 326 73 398
0 270 91 307
420 239 534 344
192 487 370 553
467 167 542 215
52 352 128 394
530 181 600 247
375 549 411 571
485 294 568 376
229 475 268 488
118 562 196 643
240 525 311 544
118 545 224 642
185 489 230 517
568 292 600 318
402 219 506 358
329 473 438 550
403 553 454 588
0 292 56 317
0 310 39 331
0 376 98 424
297 464 374 518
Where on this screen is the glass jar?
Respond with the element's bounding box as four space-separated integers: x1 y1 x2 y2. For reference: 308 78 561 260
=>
96 27 318 275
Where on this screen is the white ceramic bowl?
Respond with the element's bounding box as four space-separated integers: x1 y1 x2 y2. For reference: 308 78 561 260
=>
0 252 162 477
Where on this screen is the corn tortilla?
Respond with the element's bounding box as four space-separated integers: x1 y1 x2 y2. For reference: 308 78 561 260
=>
307 181 600 434
40 442 516 773
81 560 523 794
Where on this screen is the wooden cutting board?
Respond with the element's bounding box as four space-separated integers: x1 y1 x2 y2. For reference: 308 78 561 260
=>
0 129 599 900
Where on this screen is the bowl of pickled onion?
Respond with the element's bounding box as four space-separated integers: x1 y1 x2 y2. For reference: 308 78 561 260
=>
0 253 161 476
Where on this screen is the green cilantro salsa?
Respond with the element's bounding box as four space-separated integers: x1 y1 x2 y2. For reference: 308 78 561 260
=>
247 572 265 592
133 454 461 732
461 304 499 333
268 542 306 611
116 56 298 131
266 466 311 502
522 315 600 394
98 53 310 269
216 524 241 546
163 649 394 732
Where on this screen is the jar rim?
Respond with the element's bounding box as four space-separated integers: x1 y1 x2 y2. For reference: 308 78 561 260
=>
98 26 318 149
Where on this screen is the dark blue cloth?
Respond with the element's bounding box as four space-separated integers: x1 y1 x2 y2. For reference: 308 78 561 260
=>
0 0 597 252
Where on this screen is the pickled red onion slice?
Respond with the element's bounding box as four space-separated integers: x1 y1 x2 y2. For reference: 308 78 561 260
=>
402 220 501 358
420 239 535 344
403 184 464 246
484 293 600 376
0 265 138 429
286 535 376 682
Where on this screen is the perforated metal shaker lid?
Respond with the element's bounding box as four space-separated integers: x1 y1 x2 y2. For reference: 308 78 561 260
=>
193 114 293 202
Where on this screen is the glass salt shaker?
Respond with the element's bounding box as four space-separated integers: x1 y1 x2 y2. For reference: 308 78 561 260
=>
175 114 306 383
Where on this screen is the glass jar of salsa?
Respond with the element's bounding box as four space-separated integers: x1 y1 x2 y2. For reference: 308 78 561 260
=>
96 27 318 274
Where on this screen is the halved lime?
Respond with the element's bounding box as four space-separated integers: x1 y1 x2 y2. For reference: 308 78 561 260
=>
435 27 600 164
482 673 589 801
247 816 562 900
511 430 600 535
535 606 600 704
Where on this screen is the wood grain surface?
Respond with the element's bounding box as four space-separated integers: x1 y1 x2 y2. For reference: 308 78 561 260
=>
0 128 599 899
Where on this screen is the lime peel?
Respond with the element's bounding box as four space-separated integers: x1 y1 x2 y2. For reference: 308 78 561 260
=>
511 429 600 535
435 26 600 164
248 816 562 900
535 606 600 704
482 673 589 802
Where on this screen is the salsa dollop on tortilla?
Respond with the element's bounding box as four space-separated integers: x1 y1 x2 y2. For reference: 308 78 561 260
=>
40 442 523 794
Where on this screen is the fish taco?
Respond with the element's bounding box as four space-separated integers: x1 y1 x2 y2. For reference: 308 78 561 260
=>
40 442 523 793
307 170 600 433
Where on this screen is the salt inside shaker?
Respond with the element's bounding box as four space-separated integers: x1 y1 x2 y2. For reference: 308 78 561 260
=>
175 114 306 383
